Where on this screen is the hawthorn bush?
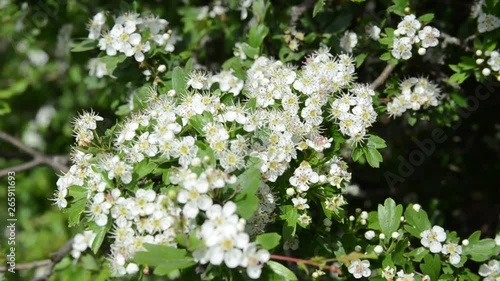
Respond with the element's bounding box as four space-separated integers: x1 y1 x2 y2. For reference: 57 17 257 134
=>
0 0 499 280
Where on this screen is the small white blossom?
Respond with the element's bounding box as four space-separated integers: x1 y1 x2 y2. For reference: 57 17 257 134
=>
420 225 447 253
348 259 371 279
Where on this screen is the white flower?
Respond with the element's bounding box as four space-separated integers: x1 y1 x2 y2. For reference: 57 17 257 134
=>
348 259 371 279
479 260 500 280
289 161 319 192
418 26 440 48
396 14 421 37
382 266 395 280
340 31 358 53
441 243 462 265
364 230 375 240
420 225 447 253
88 192 112 226
396 270 415 281
487 51 500 72
365 24 381 40
478 13 500 33
88 12 106 39
241 243 270 279
187 71 208 90
108 156 133 184
291 197 309 210
392 37 413 60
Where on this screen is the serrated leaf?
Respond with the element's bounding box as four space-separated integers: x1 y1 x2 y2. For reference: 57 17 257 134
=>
367 135 387 149
234 160 262 219
134 244 195 275
364 147 383 168
241 42 260 58
406 247 429 262
172 66 187 93
463 238 499 262
404 205 431 238
313 0 325 17
267 261 298 281
418 13 435 23
71 39 97 52
256 233 281 250
281 205 298 240
420 254 441 281
249 24 269 48
90 221 112 254
380 52 392 61
100 55 127 74
378 198 403 236
64 198 87 227
352 147 364 162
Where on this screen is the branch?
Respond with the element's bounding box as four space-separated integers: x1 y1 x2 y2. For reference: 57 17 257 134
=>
290 0 315 26
0 131 69 178
270 254 342 275
32 238 74 281
370 63 396 90
0 260 51 272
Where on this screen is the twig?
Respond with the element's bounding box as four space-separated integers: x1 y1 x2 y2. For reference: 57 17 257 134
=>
370 63 396 90
0 158 43 178
0 259 51 272
290 0 315 26
0 131 69 178
32 238 74 281
270 254 342 275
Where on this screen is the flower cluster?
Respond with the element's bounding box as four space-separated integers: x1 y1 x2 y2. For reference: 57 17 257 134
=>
54 43 383 279
420 225 463 265
472 1 500 33
283 26 305 52
392 14 440 60
386 77 441 118
475 49 500 79
87 12 177 62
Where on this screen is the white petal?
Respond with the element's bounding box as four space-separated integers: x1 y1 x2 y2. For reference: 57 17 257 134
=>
209 246 224 265
129 33 142 45
224 249 242 268
197 195 213 211
183 201 199 218
429 241 442 253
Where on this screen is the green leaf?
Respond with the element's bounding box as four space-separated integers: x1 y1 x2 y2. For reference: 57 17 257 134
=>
352 146 364 162
134 244 195 275
355 53 368 68
404 204 431 238
90 221 112 254
281 205 298 240
367 135 387 149
449 72 469 84
172 66 187 93
249 24 269 48
252 0 270 22
420 254 441 281
234 160 262 219
256 233 281 250
378 198 403 236
64 198 87 227
380 52 392 61
418 13 435 23
100 55 127 74
0 101 11 115
241 42 260 59
364 147 384 168
71 39 97 52
267 261 298 281
449 64 461 73
463 238 499 262
313 0 325 17
406 247 429 262
189 112 213 135
135 160 157 179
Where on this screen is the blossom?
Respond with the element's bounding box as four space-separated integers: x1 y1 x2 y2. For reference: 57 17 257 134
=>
420 225 447 253
487 51 500 72
241 243 270 279
418 26 440 48
365 24 381 40
441 243 462 265
88 12 106 39
479 260 500 281
289 161 319 192
340 31 358 53
348 259 371 279
396 14 421 37
396 270 415 281
478 13 500 33
392 37 413 60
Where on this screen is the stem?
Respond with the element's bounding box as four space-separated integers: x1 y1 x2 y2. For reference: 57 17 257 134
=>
370 63 396 90
0 131 69 178
270 254 342 274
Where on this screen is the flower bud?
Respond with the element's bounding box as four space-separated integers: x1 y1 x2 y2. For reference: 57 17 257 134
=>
412 204 421 212
360 219 367 225
157 64 167 72
379 233 386 240
482 68 491 76
418 48 426 55
319 175 327 183
323 218 332 227
462 239 469 246
374 245 383 254
354 245 362 252
476 58 484 64
365 230 376 240
476 50 483 56
349 215 355 222
286 188 295 196
392 232 400 239
360 211 368 220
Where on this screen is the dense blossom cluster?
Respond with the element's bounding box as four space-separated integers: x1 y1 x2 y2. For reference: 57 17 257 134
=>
471 0 500 33
86 12 177 62
386 77 441 117
55 45 378 278
392 14 440 59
